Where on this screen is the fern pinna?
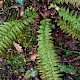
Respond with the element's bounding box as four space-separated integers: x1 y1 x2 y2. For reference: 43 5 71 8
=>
37 19 62 80
0 17 34 55
58 7 80 40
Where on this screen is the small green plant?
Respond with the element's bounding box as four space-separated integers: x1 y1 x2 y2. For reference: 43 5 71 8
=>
6 54 25 72
60 64 77 74
65 50 73 57
58 41 64 47
24 69 38 80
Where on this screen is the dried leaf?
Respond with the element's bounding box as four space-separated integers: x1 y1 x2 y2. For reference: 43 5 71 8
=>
0 1 4 7
13 41 23 53
29 46 37 61
40 10 50 18
30 53 38 61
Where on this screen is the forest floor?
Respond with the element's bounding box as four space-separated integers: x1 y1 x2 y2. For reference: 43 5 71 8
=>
0 0 80 80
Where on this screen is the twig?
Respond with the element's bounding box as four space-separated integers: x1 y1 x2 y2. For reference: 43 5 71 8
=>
55 47 80 63
55 47 80 54
0 5 21 12
69 56 80 62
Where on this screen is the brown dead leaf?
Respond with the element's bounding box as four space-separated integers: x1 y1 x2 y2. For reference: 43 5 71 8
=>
40 10 50 18
0 0 4 7
13 41 23 53
29 46 38 61
30 53 38 61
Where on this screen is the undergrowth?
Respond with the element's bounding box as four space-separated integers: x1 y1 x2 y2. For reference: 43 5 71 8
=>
0 0 80 80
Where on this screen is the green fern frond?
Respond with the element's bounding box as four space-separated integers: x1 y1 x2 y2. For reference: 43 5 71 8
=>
54 0 80 7
54 0 80 6
58 7 80 40
60 64 77 75
54 0 74 4
0 17 34 55
37 19 62 80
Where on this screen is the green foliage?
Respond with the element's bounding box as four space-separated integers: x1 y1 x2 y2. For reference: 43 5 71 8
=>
0 53 29 79
24 69 38 80
0 17 34 55
58 7 80 40
37 19 62 80
6 54 25 72
25 6 38 18
17 25 35 50
54 0 74 4
64 50 73 57
53 0 80 6
60 64 77 74
58 41 64 47
17 7 38 50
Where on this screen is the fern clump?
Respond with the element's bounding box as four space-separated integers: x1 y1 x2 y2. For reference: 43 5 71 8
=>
0 17 34 55
58 7 80 40
37 19 62 80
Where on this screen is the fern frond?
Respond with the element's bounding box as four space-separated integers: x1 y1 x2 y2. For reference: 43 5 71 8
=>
54 0 80 6
37 19 62 80
60 64 77 75
58 7 80 40
54 0 74 4
0 17 34 55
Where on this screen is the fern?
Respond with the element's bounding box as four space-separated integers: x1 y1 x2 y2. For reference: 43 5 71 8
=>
58 7 80 40
0 17 34 55
54 0 80 6
60 64 77 75
37 19 62 80
54 0 74 4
